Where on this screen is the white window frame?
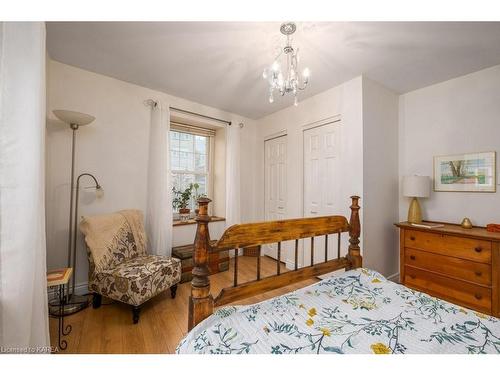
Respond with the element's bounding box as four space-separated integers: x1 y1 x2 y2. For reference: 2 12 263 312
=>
170 122 215 218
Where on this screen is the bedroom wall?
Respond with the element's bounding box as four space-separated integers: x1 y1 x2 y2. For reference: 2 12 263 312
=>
399 64 500 227
255 76 365 267
362 77 399 277
254 76 400 277
48 59 500 288
46 60 258 290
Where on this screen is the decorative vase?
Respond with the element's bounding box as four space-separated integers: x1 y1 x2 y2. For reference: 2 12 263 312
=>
461 217 473 229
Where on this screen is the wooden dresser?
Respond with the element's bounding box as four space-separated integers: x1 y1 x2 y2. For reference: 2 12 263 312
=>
395 222 500 317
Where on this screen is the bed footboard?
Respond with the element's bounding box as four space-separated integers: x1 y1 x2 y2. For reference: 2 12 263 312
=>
188 196 362 331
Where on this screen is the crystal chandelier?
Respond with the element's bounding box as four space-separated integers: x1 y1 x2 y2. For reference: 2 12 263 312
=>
263 22 310 106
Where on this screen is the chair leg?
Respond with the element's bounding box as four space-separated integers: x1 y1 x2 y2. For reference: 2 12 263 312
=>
92 293 102 309
132 306 141 324
170 284 178 299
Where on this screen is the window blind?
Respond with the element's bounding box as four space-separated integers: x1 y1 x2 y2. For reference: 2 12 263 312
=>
170 122 216 137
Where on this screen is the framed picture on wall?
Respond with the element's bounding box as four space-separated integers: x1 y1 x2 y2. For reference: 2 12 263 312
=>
434 151 496 192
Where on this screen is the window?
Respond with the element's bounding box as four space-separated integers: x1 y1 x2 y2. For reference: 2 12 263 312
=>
170 124 214 213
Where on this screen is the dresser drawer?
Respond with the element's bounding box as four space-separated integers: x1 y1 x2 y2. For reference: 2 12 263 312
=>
404 229 491 264
404 248 492 286
405 266 492 314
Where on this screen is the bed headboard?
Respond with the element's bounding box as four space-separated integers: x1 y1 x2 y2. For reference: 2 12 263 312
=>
188 196 362 331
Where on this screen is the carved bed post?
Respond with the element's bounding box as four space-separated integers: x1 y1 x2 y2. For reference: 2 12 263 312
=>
188 197 214 331
347 196 362 270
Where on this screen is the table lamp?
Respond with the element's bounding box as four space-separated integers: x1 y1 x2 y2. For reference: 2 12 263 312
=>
403 175 430 223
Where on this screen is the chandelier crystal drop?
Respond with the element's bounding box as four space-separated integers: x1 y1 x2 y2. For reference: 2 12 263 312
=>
263 22 310 106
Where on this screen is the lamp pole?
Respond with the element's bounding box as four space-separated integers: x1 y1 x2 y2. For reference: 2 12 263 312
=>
71 173 102 297
67 123 79 292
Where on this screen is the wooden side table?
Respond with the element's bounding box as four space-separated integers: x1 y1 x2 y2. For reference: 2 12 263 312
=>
47 268 73 351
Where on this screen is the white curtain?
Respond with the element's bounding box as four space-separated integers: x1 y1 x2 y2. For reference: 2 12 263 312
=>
225 123 241 226
0 23 50 351
145 103 172 256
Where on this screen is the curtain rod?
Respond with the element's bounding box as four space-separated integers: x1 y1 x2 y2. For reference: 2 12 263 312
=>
145 99 233 126
169 106 232 126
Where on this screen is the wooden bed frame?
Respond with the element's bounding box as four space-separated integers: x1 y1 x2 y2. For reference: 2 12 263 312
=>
188 196 362 331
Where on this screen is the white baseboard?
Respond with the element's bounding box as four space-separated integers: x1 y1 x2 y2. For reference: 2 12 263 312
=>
74 281 90 295
47 281 89 300
386 273 400 283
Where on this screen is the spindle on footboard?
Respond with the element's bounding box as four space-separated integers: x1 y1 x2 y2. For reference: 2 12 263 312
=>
188 196 362 331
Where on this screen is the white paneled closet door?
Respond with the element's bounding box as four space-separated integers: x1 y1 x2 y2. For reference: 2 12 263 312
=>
264 135 287 259
303 121 341 265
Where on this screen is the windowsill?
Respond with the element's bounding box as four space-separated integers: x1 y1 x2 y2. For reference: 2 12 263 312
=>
173 216 225 227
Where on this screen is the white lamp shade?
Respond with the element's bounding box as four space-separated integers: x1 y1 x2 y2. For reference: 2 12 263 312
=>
53 110 95 126
403 175 430 198
95 186 104 199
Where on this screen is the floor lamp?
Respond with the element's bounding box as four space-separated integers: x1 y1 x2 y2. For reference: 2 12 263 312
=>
52 110 99 316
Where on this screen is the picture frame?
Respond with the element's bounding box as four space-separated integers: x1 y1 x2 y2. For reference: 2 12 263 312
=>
433 151 496 192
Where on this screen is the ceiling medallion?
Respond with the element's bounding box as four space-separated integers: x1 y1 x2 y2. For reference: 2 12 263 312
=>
263 22 310 106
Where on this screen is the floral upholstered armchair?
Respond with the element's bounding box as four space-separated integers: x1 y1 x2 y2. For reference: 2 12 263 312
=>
80 209 181 324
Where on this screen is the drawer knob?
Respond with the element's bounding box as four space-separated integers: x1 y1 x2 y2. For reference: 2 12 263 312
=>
409 274 416 279
474 293 482 300
475 271 482 277
410 236 416 241
410 255 416 261
474 247 482 253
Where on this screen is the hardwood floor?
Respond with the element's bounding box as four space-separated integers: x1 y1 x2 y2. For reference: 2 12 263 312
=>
50 256 318 354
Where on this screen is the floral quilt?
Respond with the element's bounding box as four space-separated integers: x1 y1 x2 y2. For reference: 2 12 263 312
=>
176 268 500 354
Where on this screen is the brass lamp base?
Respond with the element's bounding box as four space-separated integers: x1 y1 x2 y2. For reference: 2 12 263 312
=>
407 197 422 223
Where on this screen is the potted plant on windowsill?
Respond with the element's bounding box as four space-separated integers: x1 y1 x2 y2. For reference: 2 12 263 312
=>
173 184 195 221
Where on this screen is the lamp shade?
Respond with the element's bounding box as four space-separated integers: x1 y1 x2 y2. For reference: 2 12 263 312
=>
403 175 430 198
53 110 95 126
95 186 104 199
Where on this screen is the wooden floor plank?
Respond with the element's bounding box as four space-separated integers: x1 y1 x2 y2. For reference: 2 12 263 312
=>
50 255 318 354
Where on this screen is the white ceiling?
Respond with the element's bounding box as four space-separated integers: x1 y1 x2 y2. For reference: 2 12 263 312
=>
47 22 500 119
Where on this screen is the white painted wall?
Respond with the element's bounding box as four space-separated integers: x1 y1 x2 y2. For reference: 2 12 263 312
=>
49 57 500 287
255 76 400 276
362 77 399 277
256 77 365 267
46 60 258 289
399 64 500 226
